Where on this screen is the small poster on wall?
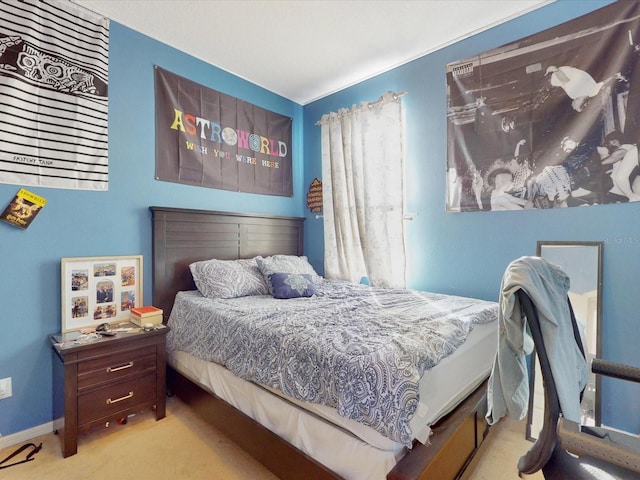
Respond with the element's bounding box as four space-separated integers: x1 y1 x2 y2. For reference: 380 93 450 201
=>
0 188 47 229
61 255 142 332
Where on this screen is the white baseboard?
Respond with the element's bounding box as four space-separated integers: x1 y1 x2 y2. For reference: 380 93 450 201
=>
0 422 54 450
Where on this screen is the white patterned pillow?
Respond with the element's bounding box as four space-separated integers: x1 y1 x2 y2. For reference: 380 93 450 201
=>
256 255 321 294
190 258 269 298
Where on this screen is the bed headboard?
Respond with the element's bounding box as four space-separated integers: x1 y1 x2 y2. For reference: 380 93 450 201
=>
150 206 305 321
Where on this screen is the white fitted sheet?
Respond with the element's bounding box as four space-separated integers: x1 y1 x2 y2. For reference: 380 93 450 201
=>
412 320 497 442
169 350 403 480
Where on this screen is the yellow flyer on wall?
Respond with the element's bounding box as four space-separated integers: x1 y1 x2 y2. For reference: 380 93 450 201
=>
0 188 47 229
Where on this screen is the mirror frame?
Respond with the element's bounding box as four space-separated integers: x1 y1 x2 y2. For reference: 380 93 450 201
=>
526 240 603 441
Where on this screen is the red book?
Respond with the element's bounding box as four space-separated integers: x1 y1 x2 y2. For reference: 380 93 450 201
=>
131 306 163 318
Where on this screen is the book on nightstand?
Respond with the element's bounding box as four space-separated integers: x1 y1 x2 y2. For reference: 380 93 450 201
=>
130 306 163 327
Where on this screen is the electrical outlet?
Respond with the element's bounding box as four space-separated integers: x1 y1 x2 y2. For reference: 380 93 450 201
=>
0 377 12 399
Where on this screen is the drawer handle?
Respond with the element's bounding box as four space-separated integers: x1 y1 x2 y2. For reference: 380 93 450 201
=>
107 391 133 404
106 361 134 373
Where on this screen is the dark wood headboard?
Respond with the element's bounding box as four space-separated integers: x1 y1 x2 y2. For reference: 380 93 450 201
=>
150 206 305 321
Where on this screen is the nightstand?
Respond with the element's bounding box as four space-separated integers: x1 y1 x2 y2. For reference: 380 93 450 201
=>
50 324 169 457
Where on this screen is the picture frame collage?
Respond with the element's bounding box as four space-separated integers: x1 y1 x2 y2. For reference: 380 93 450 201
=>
61 255 142 332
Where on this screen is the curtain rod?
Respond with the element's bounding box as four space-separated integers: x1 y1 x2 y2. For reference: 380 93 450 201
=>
368 90 407 107
315 90 407 126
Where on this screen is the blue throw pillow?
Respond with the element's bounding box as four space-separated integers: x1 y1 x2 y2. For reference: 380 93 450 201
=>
269 273 318 299
256 255 322 294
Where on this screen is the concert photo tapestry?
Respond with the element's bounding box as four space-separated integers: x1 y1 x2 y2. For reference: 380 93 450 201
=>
446 1 640 212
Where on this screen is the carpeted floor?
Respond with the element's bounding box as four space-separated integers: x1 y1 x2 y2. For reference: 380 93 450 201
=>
0 395 542 480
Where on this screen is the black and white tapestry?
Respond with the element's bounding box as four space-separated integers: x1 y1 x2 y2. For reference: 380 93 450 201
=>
155 66 293 197
0 0 109 191
446 2 640 212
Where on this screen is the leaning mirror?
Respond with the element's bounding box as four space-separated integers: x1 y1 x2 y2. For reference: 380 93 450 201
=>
527 241 603 441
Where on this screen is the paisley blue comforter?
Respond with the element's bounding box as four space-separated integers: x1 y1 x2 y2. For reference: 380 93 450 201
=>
166 280 498 446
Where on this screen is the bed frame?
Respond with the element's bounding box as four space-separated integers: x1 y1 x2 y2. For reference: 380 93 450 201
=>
150 205 490 480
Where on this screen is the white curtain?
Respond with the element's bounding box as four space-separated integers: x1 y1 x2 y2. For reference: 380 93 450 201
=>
319 91 406 288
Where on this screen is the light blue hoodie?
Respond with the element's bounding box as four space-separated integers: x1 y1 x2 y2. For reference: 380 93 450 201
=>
486 256 588 425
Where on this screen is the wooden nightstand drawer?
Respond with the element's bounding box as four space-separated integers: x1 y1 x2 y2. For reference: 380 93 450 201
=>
78 373 156 426
78 345 156 390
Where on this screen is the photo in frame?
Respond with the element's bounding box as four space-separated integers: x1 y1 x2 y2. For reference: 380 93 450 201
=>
61 255 143 332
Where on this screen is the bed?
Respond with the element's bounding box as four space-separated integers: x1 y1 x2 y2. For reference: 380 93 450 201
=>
150 206 499 480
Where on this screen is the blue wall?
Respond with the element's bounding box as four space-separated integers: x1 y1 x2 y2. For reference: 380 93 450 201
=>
303 0 639 433
0 22 303 437
2 0 638 440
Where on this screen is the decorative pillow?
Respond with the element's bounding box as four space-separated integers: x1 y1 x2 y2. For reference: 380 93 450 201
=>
269 273 318 299
256 255 321 294
189 258 269 298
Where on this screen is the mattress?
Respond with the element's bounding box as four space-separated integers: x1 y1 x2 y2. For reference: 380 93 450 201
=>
167 320 497 479
167 282 498 446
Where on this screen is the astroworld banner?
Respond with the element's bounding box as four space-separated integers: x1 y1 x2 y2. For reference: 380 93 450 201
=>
155 67 293 196
446 1 640 212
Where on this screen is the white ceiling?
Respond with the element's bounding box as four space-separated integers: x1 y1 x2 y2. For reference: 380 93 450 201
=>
75 0 552 105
